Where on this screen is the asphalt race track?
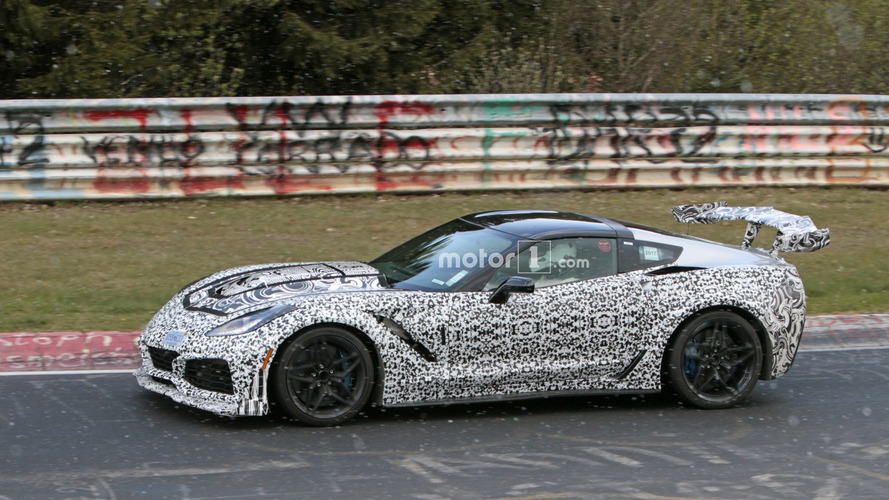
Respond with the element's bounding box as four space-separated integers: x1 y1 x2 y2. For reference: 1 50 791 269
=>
2 349 889 499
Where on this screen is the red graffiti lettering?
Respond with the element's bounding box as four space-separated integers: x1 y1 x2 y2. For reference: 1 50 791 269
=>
83 109 156 129
374 101 436 127
93 172 151 194
180 176 247 196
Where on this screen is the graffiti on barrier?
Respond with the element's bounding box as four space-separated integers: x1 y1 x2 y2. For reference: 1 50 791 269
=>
2 94 889 198
548 102 720 125
1 111 50 169
232 130 434 171
227 99 353 131
81 135 206 167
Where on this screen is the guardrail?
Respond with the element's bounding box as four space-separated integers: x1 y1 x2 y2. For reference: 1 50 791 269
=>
2 94 889 200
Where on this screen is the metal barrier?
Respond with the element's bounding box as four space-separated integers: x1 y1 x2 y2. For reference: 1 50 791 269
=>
2 93 889 200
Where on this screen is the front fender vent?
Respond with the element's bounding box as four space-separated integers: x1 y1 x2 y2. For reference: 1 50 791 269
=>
373 314 438 363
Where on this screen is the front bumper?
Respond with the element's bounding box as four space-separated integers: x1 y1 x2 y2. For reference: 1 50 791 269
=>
134 342 271 417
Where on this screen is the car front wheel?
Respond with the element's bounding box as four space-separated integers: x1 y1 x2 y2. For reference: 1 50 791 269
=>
665 310 762 409
272 326 374 426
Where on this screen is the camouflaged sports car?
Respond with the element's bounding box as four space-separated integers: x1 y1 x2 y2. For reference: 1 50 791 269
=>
135 203 829 425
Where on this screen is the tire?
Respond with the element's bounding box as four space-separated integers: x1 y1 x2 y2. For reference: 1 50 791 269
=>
271 326 374 426
664 311 762 409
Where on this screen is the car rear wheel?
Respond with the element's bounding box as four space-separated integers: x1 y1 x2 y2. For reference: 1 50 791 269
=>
664 311 762 409
272 326 374 426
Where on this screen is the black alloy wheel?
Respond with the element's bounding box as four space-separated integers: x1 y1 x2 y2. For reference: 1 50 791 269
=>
665 310 762 409
272 327 374 426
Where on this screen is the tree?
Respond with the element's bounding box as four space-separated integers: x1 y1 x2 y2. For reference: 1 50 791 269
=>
14 0 159 97
1 0 49 97
6 0 889 98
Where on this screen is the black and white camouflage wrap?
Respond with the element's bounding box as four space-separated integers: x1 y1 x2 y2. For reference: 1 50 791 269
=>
673 202 831 254
183 262 385 316
134 258 807 417
671 202 729 224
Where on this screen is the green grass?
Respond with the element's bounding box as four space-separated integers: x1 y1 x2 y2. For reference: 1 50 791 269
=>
1 187 886 332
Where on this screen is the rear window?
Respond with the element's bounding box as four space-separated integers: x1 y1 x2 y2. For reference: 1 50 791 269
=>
618 239 683 272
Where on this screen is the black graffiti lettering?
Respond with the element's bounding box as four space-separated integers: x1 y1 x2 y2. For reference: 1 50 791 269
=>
669 125 718 156
539 125 569 159
87 136 126 165
668 128 685 157
313 135 342 161
400 135 432 161
225 103 249 131
375 132 432 170
689 125 718 155
622 103 659 123
550 103 721 126
17 135 47 167
128 136 160 164
0 139 11 169
69 129 423 169
128 135 205 165
283 138 310 163
157 136 184 165
659 106 692 122
602 103 622 123
692 105 719 123
540 126 601 160
180 137 205 162
255 139 282 163
4 111 47 135
550 104 585 125
657 105 720 123
233 133 258 164
241 135 304 164
299 100 351 129
570 130 597 159
257 99 353 130
865 127 888 153
82 135 206 166
260 100 292 129
605 128 652 158
347 135 375 161
338 99 352 127
5 111 50 168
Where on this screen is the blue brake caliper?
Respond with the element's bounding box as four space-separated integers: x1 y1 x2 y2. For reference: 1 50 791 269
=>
338 347 354 390
684 341 698 379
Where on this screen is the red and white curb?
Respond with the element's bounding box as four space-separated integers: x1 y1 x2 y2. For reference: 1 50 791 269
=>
0 331 140 373
1 314 888 373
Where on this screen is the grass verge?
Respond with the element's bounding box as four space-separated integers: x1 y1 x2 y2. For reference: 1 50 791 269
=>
1 186 885 332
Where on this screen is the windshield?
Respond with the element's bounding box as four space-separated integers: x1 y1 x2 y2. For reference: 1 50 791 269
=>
370 218 520 291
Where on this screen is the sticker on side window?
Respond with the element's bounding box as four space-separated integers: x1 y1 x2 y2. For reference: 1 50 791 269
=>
642 247 660 261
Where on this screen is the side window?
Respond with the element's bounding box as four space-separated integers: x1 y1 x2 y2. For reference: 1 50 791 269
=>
484 237 618 290
618 240 682 272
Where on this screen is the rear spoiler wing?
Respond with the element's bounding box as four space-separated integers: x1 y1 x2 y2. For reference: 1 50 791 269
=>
672 202 830 255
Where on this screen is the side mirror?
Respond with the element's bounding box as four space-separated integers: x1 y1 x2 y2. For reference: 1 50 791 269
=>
489 276 535 304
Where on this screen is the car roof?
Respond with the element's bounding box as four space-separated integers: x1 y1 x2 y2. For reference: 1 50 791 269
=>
460 210 634 240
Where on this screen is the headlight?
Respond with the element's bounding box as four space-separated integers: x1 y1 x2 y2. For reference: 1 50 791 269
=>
206 304 296 337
